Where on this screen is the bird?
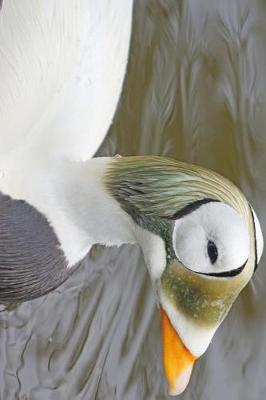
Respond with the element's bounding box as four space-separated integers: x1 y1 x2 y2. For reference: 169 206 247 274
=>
0 0 263 396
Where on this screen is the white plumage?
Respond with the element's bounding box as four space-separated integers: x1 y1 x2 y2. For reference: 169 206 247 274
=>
0 0 134 266
0 0 133 161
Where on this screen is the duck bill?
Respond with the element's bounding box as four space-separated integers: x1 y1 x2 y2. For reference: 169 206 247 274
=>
160 307 197 396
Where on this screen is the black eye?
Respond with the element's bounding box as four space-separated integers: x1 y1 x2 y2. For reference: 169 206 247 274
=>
207 240 218 264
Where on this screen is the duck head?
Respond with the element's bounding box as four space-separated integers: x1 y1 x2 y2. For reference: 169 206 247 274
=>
105 156 263 396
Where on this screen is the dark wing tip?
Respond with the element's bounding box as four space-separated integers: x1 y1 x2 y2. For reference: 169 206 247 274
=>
0 192 76 304
0 264 74 305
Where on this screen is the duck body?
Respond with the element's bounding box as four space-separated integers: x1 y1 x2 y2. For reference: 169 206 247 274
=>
0 0 134 301
0 0 133 160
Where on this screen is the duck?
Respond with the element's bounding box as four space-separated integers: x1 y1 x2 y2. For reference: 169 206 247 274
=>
0 0 263 396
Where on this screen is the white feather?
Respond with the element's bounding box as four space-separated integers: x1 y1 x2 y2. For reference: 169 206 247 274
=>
251 206 264 262
0 0 134 265
173 202 250 275
0 0 133 162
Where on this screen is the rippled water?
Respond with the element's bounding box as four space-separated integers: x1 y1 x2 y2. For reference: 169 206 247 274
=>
1 0 266 399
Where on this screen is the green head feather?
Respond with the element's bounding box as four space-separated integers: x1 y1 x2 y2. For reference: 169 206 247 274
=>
104 156 256 327
104 156 250 219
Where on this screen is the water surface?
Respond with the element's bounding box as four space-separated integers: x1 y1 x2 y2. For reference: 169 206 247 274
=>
1 1 266 399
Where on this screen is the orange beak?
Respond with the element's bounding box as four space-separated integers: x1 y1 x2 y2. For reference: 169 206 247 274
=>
160 307 197 396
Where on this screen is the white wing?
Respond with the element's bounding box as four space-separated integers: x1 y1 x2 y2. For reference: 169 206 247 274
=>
0 0 133 162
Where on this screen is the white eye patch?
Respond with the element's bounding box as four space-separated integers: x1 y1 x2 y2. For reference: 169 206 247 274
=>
173 202 249 276
251 206 264 263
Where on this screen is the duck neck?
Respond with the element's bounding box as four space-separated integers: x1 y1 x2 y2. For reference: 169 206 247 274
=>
54 157 138 265
59 156 166 278
0 154 165 273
